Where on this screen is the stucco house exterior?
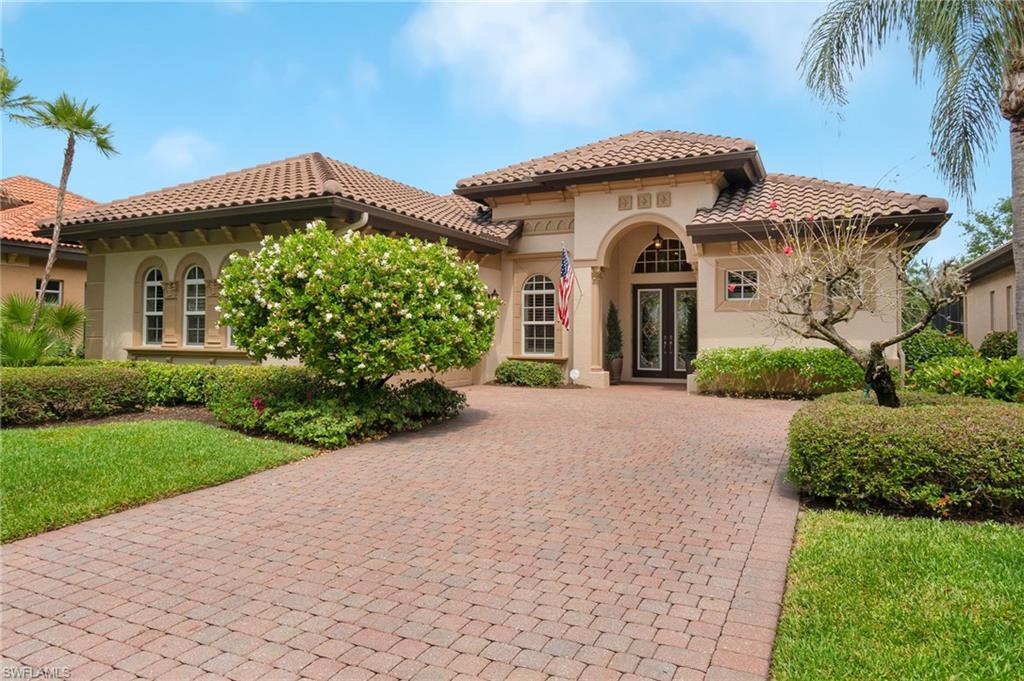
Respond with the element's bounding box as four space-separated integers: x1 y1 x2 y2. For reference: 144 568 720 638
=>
962 241 1016 347
1 176 95 307
36 130 950 387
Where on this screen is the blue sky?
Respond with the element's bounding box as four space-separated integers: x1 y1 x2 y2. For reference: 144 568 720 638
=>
2 1 1012 261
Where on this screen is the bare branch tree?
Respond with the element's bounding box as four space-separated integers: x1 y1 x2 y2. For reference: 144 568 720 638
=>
735 215 965 407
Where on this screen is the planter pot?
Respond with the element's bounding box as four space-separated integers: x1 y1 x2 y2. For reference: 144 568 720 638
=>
609 356 623 385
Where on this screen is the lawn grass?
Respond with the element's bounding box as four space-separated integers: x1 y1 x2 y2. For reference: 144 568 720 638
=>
1 420 314 542
772 510 1024 681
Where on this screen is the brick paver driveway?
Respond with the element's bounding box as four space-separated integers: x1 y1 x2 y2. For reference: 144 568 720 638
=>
2 385 801 681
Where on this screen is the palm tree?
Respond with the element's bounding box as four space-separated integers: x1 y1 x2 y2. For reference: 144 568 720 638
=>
0 293 85 366
0 52 37 114
800 1 1024 357
22 94 116 328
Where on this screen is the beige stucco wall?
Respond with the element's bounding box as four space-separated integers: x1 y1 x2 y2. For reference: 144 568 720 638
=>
964 265 1016 347
0 251 86 307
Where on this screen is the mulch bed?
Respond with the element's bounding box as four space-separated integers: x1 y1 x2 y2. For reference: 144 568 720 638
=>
31 406 221 429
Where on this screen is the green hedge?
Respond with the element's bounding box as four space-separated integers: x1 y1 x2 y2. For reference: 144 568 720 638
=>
128 362 219 406
901 327 975 369
908 355 1024 402
693 346 862 398
1 365 147 425
787 391 1024 517
206 365 466 448
494 360 563 387
979 331 1019 360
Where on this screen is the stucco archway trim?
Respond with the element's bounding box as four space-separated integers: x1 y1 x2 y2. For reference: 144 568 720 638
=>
132 255 169 348
590 212 689 269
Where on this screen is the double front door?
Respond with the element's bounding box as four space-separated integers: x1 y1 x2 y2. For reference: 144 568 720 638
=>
633 284 697 379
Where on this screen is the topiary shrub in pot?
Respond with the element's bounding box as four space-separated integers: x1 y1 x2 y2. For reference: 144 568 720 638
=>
605 302 623 385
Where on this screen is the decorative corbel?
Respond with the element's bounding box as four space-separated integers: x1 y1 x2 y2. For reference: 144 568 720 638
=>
168 231 182 247
193 229 207 244
220 226 235 242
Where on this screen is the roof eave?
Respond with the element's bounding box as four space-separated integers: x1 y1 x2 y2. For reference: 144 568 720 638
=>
685 212 950 244
453 150 765 200
961 241 1014 280
34 195 511 253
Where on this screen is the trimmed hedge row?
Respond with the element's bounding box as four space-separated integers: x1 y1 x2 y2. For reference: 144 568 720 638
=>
494 360 564 387
788 391 1024 517
693 346 862 398
206 366 465 447
2 362 468 444
908 355 1024 402
1 365 148 425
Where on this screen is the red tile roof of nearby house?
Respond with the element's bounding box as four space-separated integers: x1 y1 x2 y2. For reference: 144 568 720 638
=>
455 130 758 189
1 176 96 248
38 153 516 244
690 173 949 226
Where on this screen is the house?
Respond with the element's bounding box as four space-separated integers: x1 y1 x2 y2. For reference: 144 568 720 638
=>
36 130 950 387
962 241 1017 346
1 176 96 306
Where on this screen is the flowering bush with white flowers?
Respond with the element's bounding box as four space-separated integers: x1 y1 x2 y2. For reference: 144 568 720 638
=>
218 221 500 384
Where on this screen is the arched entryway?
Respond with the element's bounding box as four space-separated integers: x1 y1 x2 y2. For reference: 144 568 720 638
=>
597 220 699 382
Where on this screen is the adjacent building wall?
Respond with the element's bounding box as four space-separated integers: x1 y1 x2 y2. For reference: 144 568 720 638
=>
0 251 87 306
964 265 1016 347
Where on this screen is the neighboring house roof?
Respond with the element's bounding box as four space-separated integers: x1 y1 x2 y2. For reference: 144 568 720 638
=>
962 241 1014 281
686 173 950 243
1 176 96 250
455 130 763 197
38 153 517 250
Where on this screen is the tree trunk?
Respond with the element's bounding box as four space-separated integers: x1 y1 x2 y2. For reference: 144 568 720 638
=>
999 48 1024 357
865 348 900 408
30 133 75 330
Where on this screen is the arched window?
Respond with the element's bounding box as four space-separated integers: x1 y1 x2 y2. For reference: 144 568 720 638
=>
522 274 556 355
143 268 164 345
183 265 206 346
633 238 691 273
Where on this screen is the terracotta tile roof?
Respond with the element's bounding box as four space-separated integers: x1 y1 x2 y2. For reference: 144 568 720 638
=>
456 130 757 188
690 173 949 225
1 176 96 248
42 153 516 244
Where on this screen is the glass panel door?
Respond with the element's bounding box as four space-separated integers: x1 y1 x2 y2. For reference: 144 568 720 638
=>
637 288 662 371
674 288 697 373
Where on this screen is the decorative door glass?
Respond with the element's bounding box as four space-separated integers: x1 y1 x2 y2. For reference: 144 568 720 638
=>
637 289 662 370
674 288 697 372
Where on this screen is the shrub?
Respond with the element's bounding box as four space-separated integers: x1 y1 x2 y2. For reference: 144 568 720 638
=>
0 294 85 367
206 365 466 448
787 391 1024 517
0 365 146 425
901 327 974 369
218 221 499 384
494 360 563 387
693 346 862 398
979 331 1019 360
129 362 219 406
908 355 1024 402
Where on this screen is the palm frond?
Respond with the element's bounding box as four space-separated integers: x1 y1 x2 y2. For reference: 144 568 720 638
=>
799 0 912 107
0 56 37 114
1 293 38 328
0 326 47 367
24 93 118 155
928 6 1004 200
42 302 85 341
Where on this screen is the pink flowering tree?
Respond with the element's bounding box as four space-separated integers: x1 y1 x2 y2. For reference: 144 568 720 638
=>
737 207 964 408
218 220 500 387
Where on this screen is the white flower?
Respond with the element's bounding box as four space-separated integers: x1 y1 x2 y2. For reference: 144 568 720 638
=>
296 271 307 279
325 312 334 322
314 268 324 277
214 305 221 312
374 301 382 309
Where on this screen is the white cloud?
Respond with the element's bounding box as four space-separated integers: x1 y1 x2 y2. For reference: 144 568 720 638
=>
348 57 380 96
403 2 634 125
146 131 216 172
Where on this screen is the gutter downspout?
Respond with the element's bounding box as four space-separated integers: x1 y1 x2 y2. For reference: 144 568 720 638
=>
337 211 369 236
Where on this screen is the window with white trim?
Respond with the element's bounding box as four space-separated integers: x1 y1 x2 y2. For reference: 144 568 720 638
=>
725 270 758 300
183 265 206 346
143 268 164 345
522 274 555 355
34 279 63 304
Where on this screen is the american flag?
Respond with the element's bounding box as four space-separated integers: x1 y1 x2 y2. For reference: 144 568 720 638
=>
557 246 574 330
